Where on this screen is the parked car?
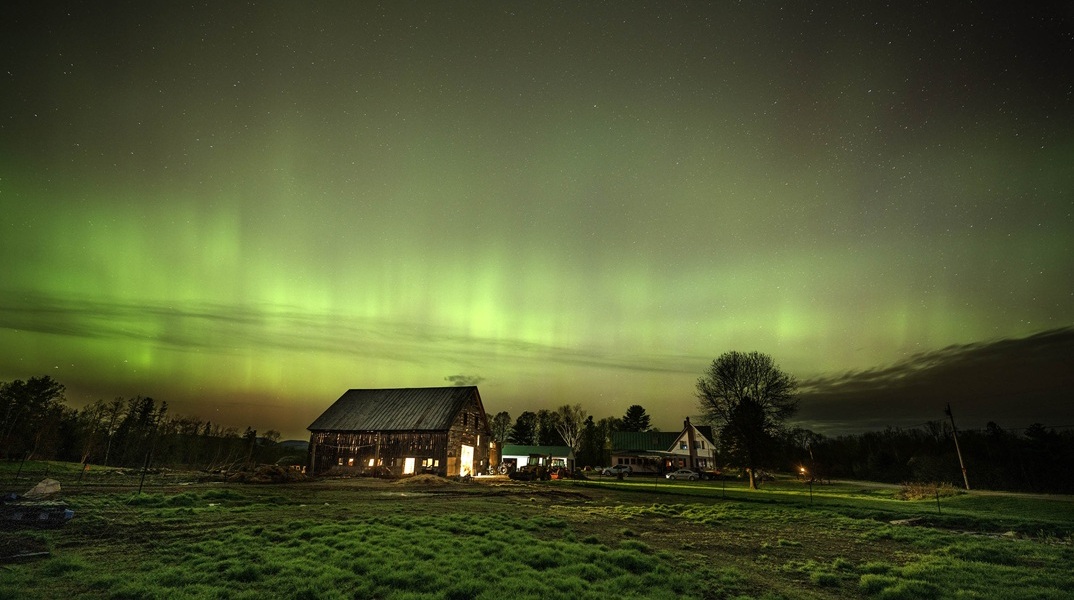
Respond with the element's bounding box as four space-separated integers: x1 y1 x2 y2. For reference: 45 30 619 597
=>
601 464 632 476
665 469 700 481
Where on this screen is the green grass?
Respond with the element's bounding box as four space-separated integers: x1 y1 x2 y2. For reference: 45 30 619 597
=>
1 486 696 599
1 465 1072 599
575 476 1074 536
561 478 1074 599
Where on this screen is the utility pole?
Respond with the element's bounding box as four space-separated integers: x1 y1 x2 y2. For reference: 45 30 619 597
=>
945 403 970 490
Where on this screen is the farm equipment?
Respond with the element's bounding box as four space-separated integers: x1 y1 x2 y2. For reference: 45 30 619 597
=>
1 479 74 528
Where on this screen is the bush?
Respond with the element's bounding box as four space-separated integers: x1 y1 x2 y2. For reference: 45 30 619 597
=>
860 574 900 594
860 574 939 599
604 549 653 574
810 571 840 587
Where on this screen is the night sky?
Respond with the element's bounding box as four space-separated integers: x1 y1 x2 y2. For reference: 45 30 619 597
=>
2 3 1072 440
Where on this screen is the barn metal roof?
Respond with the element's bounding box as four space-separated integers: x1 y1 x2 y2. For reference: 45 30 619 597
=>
308 386 480 432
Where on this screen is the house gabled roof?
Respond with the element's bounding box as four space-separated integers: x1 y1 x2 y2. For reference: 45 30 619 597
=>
611 431 680 452
308 386 482 432
670 424 717 450
612 424 717 453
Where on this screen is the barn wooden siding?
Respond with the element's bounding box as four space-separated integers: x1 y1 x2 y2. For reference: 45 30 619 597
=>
309 430 450 475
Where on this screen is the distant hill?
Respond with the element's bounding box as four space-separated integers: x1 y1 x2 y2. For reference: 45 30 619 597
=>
278 440 309 451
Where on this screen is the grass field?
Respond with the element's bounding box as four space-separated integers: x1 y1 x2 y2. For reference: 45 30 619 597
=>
1 462 1072 599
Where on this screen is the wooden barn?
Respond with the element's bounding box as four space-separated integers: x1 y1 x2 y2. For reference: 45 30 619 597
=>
306 386 493 477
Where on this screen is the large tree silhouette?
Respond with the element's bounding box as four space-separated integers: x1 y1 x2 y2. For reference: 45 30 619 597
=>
697 351 798 489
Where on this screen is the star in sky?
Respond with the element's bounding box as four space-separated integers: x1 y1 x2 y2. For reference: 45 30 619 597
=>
1 3 1071 438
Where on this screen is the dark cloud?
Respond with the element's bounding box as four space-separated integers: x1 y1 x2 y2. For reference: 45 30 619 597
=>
444 375 485 387
0 291 700 377
795 328 1074 435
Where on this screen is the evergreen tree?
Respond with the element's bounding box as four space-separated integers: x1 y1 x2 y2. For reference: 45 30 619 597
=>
621 405 651 432
510 411 537 445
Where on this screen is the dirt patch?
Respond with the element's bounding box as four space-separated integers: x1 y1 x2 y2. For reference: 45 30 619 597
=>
226 464 308 484
0 532 50 562
394 475 458 487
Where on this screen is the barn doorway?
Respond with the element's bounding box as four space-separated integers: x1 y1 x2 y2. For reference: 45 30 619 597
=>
403 457 415 475
460 444 474 476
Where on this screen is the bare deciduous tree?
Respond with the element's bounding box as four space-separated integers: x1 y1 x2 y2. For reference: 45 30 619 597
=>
490 411 512 446
554 404 587 452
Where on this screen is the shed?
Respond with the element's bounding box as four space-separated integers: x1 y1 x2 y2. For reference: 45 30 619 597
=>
500 444 575 471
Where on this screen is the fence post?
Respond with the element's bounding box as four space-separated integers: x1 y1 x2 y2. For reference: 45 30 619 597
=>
12 451 29 483
137 450 151 495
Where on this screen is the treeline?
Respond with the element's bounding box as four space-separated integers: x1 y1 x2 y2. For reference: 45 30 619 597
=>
1 376 297 470
502 411 621 467
493 401 1074 494
491 404 658 468
7 374 1070 492
794 422 1074 495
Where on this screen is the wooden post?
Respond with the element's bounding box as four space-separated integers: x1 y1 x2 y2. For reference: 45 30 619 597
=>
137 450 151 495
374 432 381 476
945 403 970 490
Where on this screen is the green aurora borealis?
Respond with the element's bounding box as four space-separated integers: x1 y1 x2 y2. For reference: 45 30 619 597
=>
2 3 1072 438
